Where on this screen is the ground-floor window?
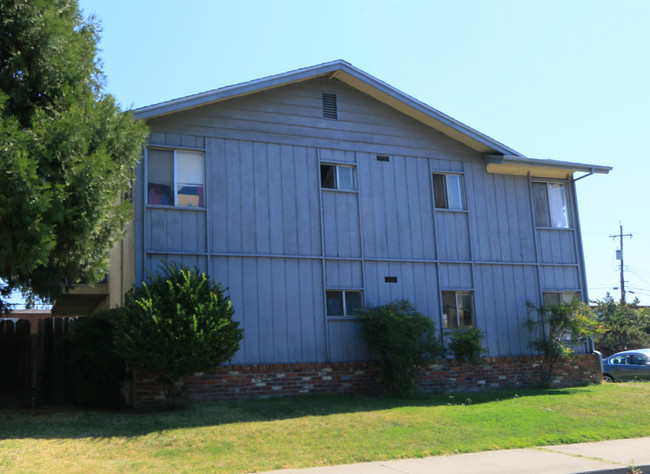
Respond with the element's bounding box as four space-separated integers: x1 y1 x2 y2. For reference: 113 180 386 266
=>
542 291 580 306
442 290 474 329
326 290 363 317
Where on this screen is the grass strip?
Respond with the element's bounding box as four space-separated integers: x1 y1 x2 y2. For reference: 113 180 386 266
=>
1 383 649 473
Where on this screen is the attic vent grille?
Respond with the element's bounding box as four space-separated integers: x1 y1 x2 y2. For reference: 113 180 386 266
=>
322 93 338 119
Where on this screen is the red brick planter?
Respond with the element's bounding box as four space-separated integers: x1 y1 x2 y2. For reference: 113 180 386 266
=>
133 354 602 406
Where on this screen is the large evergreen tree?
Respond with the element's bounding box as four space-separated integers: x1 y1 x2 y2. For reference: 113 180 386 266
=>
0 0 148 308
593 293 650 354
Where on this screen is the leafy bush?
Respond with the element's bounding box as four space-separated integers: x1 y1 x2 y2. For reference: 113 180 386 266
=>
526 300 600 387
113 263 243 405
357 300 444 397
447 328 484 365
67 309 129 409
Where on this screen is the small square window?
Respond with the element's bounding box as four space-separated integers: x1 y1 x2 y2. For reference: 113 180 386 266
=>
543 291 580 307
442 290 474 329
532 182 569 228
321 164 357 191
433 173 465 210
147 148 205 207
326 290 363 317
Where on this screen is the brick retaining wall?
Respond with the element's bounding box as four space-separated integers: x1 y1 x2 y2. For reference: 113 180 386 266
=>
133 354 602 406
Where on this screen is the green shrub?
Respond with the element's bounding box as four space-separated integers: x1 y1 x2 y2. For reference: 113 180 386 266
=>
357 300 444 397
526 300 600 387
446 328 484 365
67 309 129 409
113 263 243 405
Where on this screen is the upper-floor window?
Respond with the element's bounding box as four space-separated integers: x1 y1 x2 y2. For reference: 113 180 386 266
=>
326 290 363 317
321 164 356 191
531 182 569 228
442 290 474 329
433 173 465 210
147 148 205 207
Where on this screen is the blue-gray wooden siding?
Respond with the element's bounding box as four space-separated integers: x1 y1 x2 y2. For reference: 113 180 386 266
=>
135 77 586 363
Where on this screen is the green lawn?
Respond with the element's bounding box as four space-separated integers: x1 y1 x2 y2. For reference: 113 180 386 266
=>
1 383 649 473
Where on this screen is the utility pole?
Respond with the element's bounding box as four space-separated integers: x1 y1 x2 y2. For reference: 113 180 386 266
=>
610 224 632 304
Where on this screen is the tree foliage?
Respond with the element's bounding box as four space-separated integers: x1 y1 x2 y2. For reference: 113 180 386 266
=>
112 264 243 405
0 0 148 308
593 293 650 355
357 300 444 397
526 300 600 387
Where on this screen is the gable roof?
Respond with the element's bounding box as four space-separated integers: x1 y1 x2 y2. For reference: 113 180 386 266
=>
135 60 610 177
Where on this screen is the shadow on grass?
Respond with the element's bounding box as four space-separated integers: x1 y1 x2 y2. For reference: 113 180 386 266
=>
0 386 597 440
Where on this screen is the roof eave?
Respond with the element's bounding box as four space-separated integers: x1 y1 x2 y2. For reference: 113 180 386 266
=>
331 65 521 156
134 60 350 120
484 154 612 179
134 60 520 156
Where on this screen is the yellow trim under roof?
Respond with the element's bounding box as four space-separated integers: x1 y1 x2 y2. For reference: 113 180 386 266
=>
484 155 611 179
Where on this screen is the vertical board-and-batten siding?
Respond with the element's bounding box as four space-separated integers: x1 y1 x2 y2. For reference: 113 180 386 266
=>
209 256 326 364
209 139 321 257
359 153 436 260
137 77 585 361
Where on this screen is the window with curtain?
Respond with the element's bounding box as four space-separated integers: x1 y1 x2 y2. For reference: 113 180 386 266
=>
147 148 205 207
433 173 465 210
532 182 569 228
442 290 474 329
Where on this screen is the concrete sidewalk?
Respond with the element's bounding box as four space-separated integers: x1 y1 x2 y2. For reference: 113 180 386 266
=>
270 437 650 473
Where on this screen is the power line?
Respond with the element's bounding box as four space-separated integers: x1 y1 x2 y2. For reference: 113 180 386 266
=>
620 220 650 233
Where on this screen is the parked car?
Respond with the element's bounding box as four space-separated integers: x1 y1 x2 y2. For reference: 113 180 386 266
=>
602 349 650 382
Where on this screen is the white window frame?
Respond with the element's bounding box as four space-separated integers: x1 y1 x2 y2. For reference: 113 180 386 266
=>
441 290 474 329
542 291 581 306
147 147 205 208
432 173 465 210
320 163 357 191
326 290 363 317
531 181 570 229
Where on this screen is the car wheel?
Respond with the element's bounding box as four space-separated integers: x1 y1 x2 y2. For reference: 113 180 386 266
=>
603 374 614 382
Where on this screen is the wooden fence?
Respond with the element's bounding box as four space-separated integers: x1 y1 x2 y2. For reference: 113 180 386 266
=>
0 318 74 407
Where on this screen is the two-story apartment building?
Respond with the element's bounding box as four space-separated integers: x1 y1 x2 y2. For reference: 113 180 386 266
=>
54 60 610 373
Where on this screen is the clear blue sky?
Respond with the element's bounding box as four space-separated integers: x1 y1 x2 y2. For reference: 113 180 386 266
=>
76 0 650 304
